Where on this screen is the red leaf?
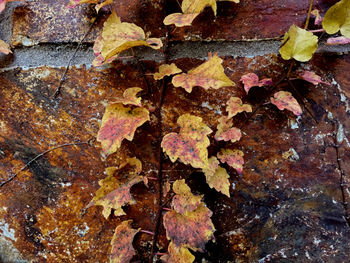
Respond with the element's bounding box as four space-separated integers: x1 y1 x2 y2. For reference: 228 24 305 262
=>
226 97 252 119
240 73 272 94
217 148 244 174
214 116 242 143
270 91 302 116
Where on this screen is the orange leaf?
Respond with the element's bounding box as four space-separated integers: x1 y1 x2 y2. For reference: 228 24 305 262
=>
110 220 140 263
161 114 212 169
270 91 302 116
226 97 252 119
172 53 234 93
87 158 143 218
111 87 143 107
202 157 230 197
163 13 200 27
214 116 241 143
240 73 272 94
0 40 11 55
153 63 182 80
97 104 150 156
171 179 203 214
161 242 195 263
217 148 244 174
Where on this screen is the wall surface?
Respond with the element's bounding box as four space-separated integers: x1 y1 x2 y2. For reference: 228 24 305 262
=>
0 0 350 262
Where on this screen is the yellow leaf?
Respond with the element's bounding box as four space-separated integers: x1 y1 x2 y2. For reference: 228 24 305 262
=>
215 116 242 143
163 13 200 27
279 25 318 62
161 242 195 263
218 148 244 174
202 157 230 197
0 39 11 55
111 87 143 107
182 0 217 15
322 0 350 38
172 53 234 93
153 63 182 80
226 97 252 119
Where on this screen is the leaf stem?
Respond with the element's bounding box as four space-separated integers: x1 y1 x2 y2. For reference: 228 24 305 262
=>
304 0 314 30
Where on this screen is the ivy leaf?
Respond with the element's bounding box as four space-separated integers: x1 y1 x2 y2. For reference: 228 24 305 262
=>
0 39 11 55
202 157 230 197
161 114 212 169
172 53 234 93
110 220 140 263
87 158 143 219
153 63 182 80
299 71 331 86
111 87 143 107
214 116 241 143
327 36 350 45
270 91 302 116
163 13 200 27
92 12 162 66
172 179 203 215
240 73 272 94
161 242 195 263
217 149 244 174
279 25 318 62
226 97 252 119
97 104 150 156
322 0 350 38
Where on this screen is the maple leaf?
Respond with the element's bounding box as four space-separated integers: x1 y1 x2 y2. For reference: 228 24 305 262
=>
171 179 203 214
97 104 150 156
163 203 215 251
161 114 212 169
202 157 230 197
226 97 252 119
270 91 302 116
172 53 234 93
217 148 244 174
322 0 350 38
153 63 182 80
87 158 143 218
111 87 143 107
327 36 350 45
110 220 140 263
214 116 242 143
240 73 272 94
299 71 331 86
0 39 11 55
161 242 195 263
92 11 162 66
279 25 318 62
67 0 113 12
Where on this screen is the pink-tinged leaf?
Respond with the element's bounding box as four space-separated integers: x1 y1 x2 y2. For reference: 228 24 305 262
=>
326 36 350 45
111 87 143 107
0 40 11 55
171 179 203 215
270 91 302 116
202 157 230 197
217 149 244 174
161 114 212 169
214 116 241 143
311 9 323 25
163 13 200 27
110 220 140 263
299 71 331 86
240 73 272 94
97 104 150 156
226 97 252 119
153 63 182 80
160 242 195 263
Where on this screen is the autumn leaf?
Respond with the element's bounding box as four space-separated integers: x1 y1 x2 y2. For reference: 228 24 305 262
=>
311 9 323 25
161 242 195 263
161 114 212 169
217 149 244 174
110 220 140 263
92 11 162 66
0 39 11 55
153 63 182 80
226 97 252 119
270 91 302 116
214 116 241 143
164 203 215 251
299 71 331 86
87 158 143 218
327 36 350 45
171 179 203 214
172 53 234 93
163 13 200 27
202 157 230 197
97 104 150 156
322 0 350 38
240 73 272 94
279 25 318 62
111 87 143 107
67 0 113 12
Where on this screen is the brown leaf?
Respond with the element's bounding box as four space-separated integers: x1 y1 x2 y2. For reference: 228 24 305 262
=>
110 220 140 263
153 63 182 80
172 53 234 93
161 242 195 263
202 157 230 197
97 103 150 156
217 148 244 174
240 73 272 94
270 91 302 116
111 87 143 107
0 40 11 55
171 179 203 214
214 116 241 143
226 97 252 119
161 114 212 169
